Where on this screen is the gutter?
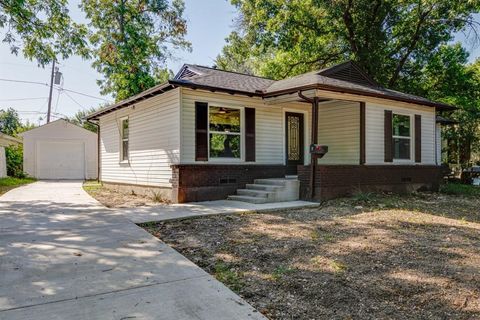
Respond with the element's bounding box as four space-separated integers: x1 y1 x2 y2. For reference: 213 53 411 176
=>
264 84 456 111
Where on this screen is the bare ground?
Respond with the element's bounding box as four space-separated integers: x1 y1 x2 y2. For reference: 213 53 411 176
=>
83 181 165 208
143 192 480 320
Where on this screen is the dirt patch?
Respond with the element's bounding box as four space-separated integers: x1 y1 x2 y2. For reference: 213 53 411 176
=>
144 192 480 319
83 181 166 208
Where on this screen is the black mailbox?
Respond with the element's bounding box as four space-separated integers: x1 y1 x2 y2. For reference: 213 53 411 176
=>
310 144 328 158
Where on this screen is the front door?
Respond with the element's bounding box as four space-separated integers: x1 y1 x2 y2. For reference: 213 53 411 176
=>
285 112 304 175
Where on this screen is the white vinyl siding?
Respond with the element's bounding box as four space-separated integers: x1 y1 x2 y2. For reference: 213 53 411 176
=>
180 88 311 165
365 102 436 165
317 101 360 164
99 88 180 187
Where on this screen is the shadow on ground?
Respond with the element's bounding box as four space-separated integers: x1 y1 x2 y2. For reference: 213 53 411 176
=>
144 192 480 320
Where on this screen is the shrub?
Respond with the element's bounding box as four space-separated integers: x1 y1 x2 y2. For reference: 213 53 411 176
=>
440 182 480 197
5 145 25 178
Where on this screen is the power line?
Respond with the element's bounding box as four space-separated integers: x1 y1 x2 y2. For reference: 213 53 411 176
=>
0 97 48 102
63 90 87 110
0 78 49 86
0 77 111 102
56 87 111 102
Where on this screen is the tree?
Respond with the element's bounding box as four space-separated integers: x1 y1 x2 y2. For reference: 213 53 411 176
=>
217 0 480 87
81 0 190 101
0 108 21 136
68 106 106 133
0 0 89 66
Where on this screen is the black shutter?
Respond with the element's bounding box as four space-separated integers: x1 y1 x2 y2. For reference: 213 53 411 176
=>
195 102 208 161
245 107 256 162
384 110 393 162
415 114 422 163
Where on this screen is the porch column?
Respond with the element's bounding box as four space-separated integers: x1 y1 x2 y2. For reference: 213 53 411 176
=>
310 97 319 199
360 102 366 165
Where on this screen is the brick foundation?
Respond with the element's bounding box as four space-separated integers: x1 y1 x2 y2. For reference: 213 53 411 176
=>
171 164 286 203
298 165 443 201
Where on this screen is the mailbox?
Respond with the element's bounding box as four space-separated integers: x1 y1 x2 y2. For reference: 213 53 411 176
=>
310 144 328 158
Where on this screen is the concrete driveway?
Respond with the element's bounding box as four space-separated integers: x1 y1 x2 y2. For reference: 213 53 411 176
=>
0 181 265 320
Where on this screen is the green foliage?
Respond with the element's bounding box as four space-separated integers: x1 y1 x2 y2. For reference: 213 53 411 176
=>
271 265 295 281
81 0 190 101
0 108 35 136
0 0 89 66
218 0 480 86
440 182 480 197
0 108 21 136
0 177 36 195
213 262 243 292
5 145 25 178
68 106 106 133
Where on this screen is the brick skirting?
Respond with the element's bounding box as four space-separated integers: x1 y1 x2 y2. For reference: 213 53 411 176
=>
298 165 443 201
171 164 286 203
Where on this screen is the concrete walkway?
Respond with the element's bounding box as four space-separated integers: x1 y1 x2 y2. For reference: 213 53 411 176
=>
121 199 319 224
0 181 265 319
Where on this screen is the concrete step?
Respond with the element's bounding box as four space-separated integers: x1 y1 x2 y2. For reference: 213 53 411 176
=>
237 189 275 198
245 184 283 191
253 178 288 186
228 195 268 204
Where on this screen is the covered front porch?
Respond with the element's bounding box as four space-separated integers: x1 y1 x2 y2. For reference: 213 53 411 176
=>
264 87 442 201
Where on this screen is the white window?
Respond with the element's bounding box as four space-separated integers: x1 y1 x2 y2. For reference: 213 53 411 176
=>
209 106 241 159
120 118 129 161
392 114 411 160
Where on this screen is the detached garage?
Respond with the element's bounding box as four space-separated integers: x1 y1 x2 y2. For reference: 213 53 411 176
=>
21 119 98 180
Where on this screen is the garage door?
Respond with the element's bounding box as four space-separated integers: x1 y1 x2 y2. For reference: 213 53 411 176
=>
36 141 85 179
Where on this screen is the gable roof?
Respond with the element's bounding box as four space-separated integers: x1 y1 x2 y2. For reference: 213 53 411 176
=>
171 64 275 95
87 61 455 120
18 119 97 137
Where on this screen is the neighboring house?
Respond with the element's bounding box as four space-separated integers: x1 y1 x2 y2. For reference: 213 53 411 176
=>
20 119 98 180
0 133 22 178
86 61 453 203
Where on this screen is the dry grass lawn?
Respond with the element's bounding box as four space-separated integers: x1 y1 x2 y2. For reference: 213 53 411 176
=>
144 191 480 320
83 181 167 208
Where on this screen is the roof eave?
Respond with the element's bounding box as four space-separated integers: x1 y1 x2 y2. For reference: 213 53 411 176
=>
86 82 175 120
168 79 264 97
263 84 456 111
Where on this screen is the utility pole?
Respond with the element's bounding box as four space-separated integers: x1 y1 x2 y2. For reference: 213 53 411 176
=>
46 59 56 123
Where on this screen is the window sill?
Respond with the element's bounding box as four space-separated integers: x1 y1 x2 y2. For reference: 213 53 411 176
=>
119 160 130 165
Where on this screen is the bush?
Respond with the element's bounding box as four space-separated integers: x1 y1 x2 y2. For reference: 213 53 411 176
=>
440 182 480 197
5 145 25 178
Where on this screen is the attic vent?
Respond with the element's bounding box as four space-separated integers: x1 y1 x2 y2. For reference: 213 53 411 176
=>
320 61 377 87
175 66 199 80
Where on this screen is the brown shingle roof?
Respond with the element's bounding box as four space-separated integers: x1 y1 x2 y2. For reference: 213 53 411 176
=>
171 64 275 95
87 61 455 120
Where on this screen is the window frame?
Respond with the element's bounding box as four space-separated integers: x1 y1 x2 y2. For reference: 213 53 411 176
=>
207 105 244 162
119 116 129 163
392 112 412 162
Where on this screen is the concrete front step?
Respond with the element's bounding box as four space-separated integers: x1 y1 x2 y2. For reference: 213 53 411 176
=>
237 189 276 199
227 195 268 204
253 178 288 186
245 184 283 191
228 178 300 204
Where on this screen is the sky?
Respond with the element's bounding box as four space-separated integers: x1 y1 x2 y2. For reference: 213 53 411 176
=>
0 2 479 125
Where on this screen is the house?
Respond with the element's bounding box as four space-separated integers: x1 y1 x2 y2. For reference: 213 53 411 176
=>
20 119 98 180
86 61 453 203
0 133 22 178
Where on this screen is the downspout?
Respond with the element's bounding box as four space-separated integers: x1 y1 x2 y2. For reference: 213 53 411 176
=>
87 119 100 181
298 91 319 200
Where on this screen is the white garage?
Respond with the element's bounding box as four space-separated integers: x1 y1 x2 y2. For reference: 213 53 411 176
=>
20 119 98 180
